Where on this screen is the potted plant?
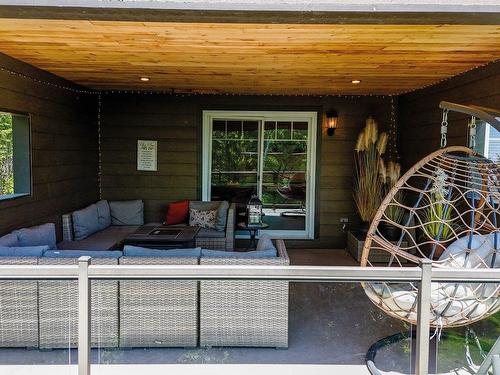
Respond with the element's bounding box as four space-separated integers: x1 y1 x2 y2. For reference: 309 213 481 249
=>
379 160 405 241
353 117 388 235
418 168 459 259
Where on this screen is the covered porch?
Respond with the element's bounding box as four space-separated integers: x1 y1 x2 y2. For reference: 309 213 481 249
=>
0 1 498 374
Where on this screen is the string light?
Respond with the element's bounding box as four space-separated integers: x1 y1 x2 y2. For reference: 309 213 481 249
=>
389 95 399 162
0 66 98 95
2 59 497 98
97 92 102 199
396 59 499 96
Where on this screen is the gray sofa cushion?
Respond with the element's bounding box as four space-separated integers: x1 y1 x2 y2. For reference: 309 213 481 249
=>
13 223 57 250
109 200 144 226
189 200 228 231
123 245 201 258
201 248 277 258
0 245 49 257
72 204 100 241
215 200 229 231
96 200 111 230
0 233 19 247
58 225 140 250
197 228 226 238
44 250 122 258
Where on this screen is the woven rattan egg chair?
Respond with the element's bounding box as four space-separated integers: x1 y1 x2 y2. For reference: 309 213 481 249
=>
361 102 500 330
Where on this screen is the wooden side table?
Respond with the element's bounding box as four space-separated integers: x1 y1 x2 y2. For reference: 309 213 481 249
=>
237 222 269 250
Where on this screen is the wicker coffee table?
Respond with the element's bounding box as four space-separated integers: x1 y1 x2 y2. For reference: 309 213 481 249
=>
123 225 200 249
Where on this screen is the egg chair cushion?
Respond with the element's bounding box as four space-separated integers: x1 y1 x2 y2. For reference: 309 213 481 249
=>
438 233 499 268
366 232 500 326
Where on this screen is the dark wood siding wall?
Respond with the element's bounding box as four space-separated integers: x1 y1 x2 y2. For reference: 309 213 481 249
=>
0 53 99 240
100 94 392 248
399 61 500 170
1 52 497 249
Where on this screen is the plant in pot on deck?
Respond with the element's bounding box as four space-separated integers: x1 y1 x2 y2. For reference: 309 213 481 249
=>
353 117 388 236
379 160 406 241
418 168 459 260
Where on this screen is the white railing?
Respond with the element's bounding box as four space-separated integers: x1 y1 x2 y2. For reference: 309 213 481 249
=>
0 257 498 375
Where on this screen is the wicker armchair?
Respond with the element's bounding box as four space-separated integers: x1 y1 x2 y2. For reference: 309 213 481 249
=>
119 256 199 348
199 240 289 348
0 257 39 348
38 257 119 349
194 202 236 250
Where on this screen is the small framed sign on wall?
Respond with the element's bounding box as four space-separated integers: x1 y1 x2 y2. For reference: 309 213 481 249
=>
137 140 158 171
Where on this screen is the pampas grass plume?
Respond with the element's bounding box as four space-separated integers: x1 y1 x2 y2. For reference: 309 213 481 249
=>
365 116 378 144
377 132 388 155
355 131 365 152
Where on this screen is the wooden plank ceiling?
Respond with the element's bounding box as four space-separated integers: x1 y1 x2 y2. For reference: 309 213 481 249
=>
0 19 498 95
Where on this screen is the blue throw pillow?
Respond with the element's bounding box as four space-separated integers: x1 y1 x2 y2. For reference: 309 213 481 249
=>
72 204 100 241
123 245 201 258
0 233 19 247
12 223 57 250
0 245 49 257
201 248 277 258
256 233 276 252
96 200 111 230
44 250 122 258
109 200 144 226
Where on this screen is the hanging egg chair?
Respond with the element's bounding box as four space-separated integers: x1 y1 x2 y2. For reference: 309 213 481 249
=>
361 102 500 328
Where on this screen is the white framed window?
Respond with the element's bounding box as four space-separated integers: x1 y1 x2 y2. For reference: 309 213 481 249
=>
474 121 500 161
202 111 317 239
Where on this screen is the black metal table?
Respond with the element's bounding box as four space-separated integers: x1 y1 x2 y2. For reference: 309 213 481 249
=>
123 225 200 249
237 222 269 250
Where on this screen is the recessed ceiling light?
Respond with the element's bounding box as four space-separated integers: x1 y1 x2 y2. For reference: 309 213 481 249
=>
140 77 150 82
351 79 361 84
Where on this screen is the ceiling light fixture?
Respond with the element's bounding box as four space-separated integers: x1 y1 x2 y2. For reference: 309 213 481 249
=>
351 79 361 84
140 77 150 82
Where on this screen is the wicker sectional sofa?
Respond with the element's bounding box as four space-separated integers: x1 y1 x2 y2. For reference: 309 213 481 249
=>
38 257 120 349
60 200 236 251
118 256 199 348
0 257 39 348
200 241 289 348
0 233 289 349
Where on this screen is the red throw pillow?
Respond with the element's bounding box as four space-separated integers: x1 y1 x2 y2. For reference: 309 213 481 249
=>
165 200 189 225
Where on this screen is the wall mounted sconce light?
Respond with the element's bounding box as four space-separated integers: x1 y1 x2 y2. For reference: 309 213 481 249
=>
325 110 339 137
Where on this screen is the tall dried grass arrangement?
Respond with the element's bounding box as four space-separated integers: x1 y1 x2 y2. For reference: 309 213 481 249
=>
353 117 388 223
383 160 405 224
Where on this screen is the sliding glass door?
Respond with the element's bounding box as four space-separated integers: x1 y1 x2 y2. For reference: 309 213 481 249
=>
202 111 317 239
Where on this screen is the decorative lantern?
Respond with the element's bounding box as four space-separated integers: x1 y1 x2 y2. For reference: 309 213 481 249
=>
324 110 338 137
246 194 263 227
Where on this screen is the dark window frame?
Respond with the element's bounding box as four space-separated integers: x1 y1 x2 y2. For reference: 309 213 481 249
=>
0 108 32 202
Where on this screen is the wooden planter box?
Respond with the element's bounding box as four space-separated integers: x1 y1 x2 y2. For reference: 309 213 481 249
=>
347 231 408 263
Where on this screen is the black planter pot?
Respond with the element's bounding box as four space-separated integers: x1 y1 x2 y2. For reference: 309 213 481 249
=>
380 222 402 241
359 221 370 234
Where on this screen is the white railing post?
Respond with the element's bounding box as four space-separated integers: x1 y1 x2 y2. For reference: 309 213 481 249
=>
477 335 500 375
416 259 432 375
78 256 91 375
492 354 500 375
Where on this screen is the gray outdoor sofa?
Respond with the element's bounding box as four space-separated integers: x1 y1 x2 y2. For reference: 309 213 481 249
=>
0 224 289 349
200 240 289 348
60 200 236 250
